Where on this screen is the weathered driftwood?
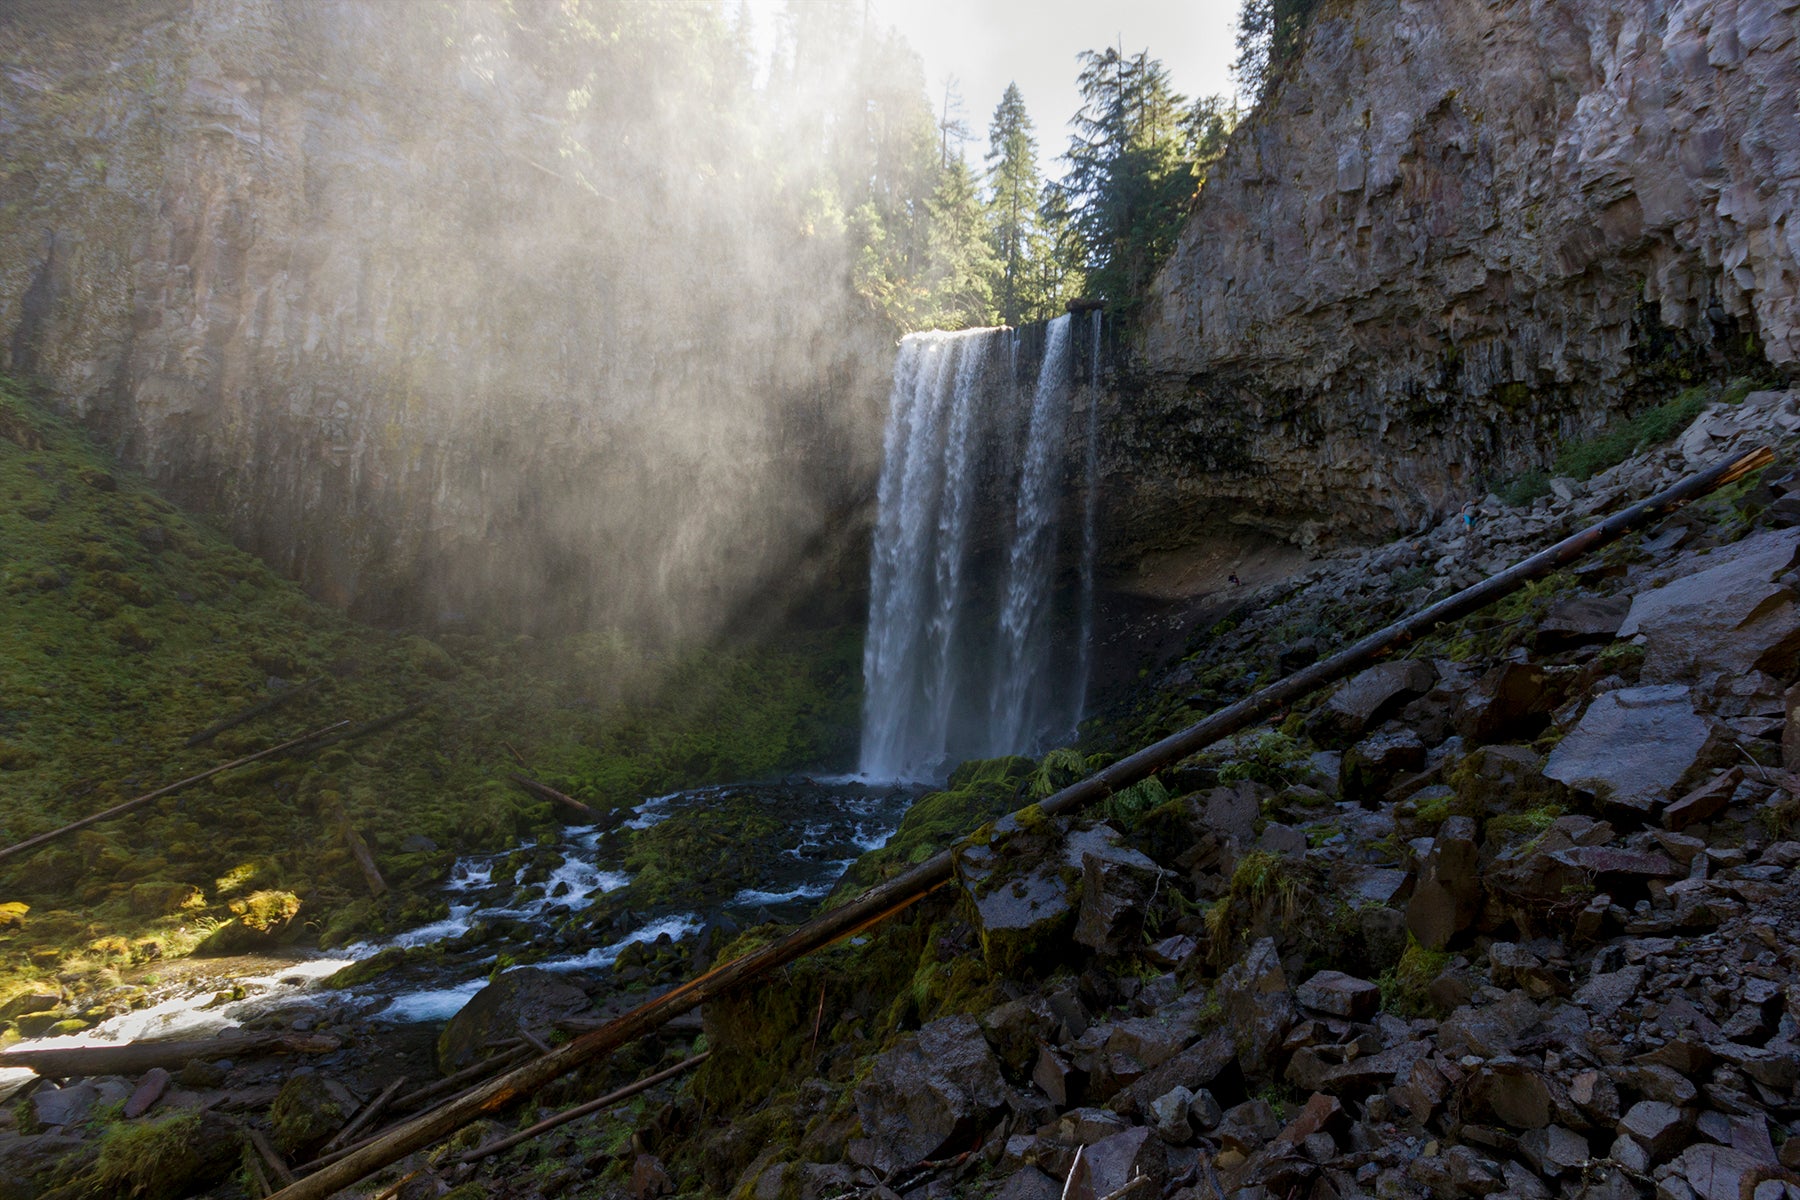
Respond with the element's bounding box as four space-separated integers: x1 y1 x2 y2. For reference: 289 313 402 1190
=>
0 721 349 865
247 1127 298 1188
457 1051 711 1164
186 679 320 747
508 772 599 821
0 1031 341 1077
320 1074 408 1156
266 446 1773 1200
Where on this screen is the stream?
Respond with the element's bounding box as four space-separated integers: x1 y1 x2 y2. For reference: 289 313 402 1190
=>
0 776 920 1093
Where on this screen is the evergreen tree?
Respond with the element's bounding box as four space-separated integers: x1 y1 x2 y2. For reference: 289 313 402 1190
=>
1235 0 1322 102
1051 47 1199 316
984 82 1041 326
923 155 998 328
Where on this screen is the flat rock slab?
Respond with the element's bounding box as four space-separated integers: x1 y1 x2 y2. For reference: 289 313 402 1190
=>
31 1082 97 1127
1296 970 1379 1020
1544 685 1713 814
1308 660 1436 746
1620 529 1800 683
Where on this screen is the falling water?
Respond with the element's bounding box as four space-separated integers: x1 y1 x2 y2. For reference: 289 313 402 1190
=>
860 313 1099 781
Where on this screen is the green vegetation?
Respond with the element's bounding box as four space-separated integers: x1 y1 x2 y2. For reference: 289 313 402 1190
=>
0 376 861 1001
90 1112 215 1200
1235 0 1326 103
1378 936 1449 1017
1500 379 1757 505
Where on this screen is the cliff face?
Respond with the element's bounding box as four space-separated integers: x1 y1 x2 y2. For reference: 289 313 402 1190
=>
1116 0 1799 560
0 0 889 635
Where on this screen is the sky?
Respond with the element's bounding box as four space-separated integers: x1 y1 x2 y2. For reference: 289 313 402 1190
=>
743 0 1245 180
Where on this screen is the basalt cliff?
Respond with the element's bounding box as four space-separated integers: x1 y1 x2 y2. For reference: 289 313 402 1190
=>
1111 0 1799 563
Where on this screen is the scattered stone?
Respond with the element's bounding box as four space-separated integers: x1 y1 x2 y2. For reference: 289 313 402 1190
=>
1342 729 1428 806
1070 827 1163 955
30 1082 97 1128
1457 660 1557 742
1150 1085 1194 1144
1574 965 1644 1019
1619 1100 1692 1161
1464 1057 1552 1129
1296 970 1379 1020
994 1167 1062 1200
1083 1126 1164 1198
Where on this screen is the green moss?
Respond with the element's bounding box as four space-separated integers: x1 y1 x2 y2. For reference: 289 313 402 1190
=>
90 1112 209 1200
1378 936 1449 1017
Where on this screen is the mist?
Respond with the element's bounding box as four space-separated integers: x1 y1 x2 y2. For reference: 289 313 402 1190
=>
0 0 940 641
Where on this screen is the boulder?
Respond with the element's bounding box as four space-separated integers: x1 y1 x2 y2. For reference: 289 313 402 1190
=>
853 1013 1008 1174
1543 685 1716 815
1619 529 1800 684
1617 1100 1691 1161
1664 767 1743 830
958 813 1077 972
1296 970 1379 1020
994 1167 1062 1200
1456 660 1558 743
1463 1057 1552 1129
1307 660 1436 747
1218 938 1294 1077
1070 826 1163 955
1406 816 1481 950
1534 595 1630 653
31 1082 97 1128
437 967 590 1074
1083 1127 1165 1198
1341 729 1428 807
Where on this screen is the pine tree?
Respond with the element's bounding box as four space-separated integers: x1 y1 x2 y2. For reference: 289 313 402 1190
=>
984 82 1041 326
1235 0 1322 102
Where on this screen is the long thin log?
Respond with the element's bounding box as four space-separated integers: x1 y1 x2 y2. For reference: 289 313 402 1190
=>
268 445 1772 1200
186 679 321 747
508 773 598 821
247 1127 298 1188
0 1031 342 1077
457 1051 711 1164
0 721 349 865
342 824 388 898
301 703 426 754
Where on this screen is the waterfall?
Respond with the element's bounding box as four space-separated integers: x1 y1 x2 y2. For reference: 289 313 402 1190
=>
859 313 1100 781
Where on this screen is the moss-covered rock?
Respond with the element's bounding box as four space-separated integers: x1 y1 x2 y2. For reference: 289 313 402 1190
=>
270 1072 346 1157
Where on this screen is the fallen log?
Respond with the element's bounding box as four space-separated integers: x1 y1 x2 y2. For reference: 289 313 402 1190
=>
300 703 426 754
336 821 388 898
508 773 599 822
457 1051 710 1164
247 1127 298 1188
320 1075 408 1156
267 445 1772 1200
186 679 321 747
0 1031 342 1077
0 718 346 866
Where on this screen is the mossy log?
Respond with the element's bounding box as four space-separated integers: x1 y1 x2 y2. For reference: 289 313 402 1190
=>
185 678 320 747
507 773 600 822
269 446 1772 1200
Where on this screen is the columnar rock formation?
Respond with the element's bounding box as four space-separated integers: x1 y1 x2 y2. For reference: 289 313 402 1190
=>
0 0 888 632
1119 0 1799 560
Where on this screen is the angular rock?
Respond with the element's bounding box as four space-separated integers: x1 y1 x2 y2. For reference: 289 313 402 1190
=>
1544 685 1715 815
994 1167 1061 1200
1535 595 1631 653
1296 970 1379 1020
1218 938 1294 1077
1678 1143 1766 1200
1620 530 1800 684
1464 1057 1552 1129
1438 991 1540 1058
1083 1126 1165 1198
981 997 1057 1074
1664 768 1742 831
31 1082 97 1128
1457 660 1558 742
1406 816 1481 950
1308 660 1436 747
1618 1100 1692 1161
1341 729 1428 806
1574 965 1644 1019
1150 1086 1194 1144
1070 827 1163 955
853 1013 1009 1174
123 1066 171 1119
1032 1044 1081 1108
1124 1030 1235 1113
1519 1124 1590 1176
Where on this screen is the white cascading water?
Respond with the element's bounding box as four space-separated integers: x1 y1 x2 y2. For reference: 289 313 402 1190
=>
860 313 1100 781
